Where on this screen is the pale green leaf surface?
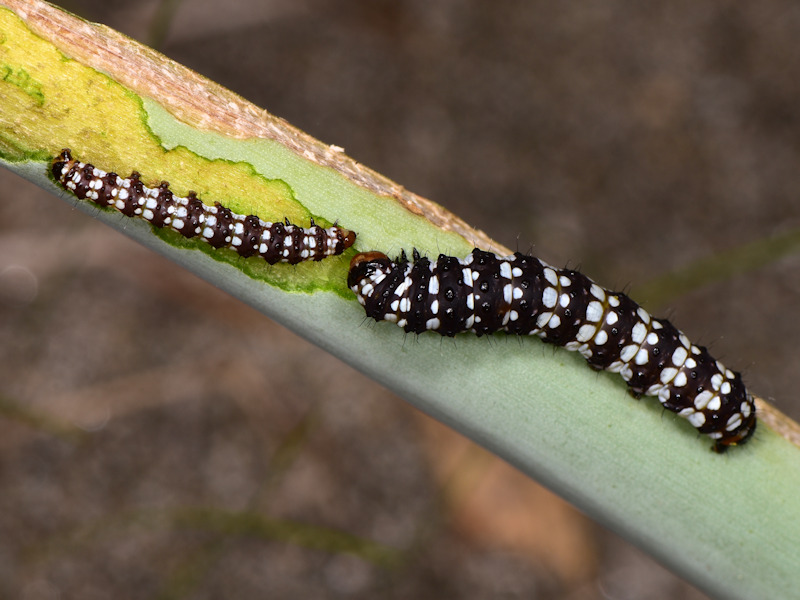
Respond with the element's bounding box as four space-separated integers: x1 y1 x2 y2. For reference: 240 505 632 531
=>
9 145 799 599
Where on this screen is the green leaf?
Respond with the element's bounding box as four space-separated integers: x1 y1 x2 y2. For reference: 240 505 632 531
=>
2 4 799 599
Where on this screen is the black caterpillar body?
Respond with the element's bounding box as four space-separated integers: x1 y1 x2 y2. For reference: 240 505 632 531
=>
348 248 756 451
52 149 356 265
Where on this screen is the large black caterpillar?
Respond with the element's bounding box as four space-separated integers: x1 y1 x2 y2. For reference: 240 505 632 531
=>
348 248 756 451
51 149 356 264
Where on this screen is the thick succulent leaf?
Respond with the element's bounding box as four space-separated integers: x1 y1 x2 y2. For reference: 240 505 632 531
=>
2 3 799 599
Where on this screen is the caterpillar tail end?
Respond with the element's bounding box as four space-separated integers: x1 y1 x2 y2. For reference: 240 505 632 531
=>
711 406 757 453
51 148 73 180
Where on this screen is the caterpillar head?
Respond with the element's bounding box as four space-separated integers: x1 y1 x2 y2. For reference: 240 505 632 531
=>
347 252 393 295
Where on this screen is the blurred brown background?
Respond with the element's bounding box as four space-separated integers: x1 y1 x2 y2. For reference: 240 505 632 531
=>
2 1 800 598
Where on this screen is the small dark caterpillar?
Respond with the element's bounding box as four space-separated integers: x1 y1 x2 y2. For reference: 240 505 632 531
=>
51 149 356 264
348 248 756 451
